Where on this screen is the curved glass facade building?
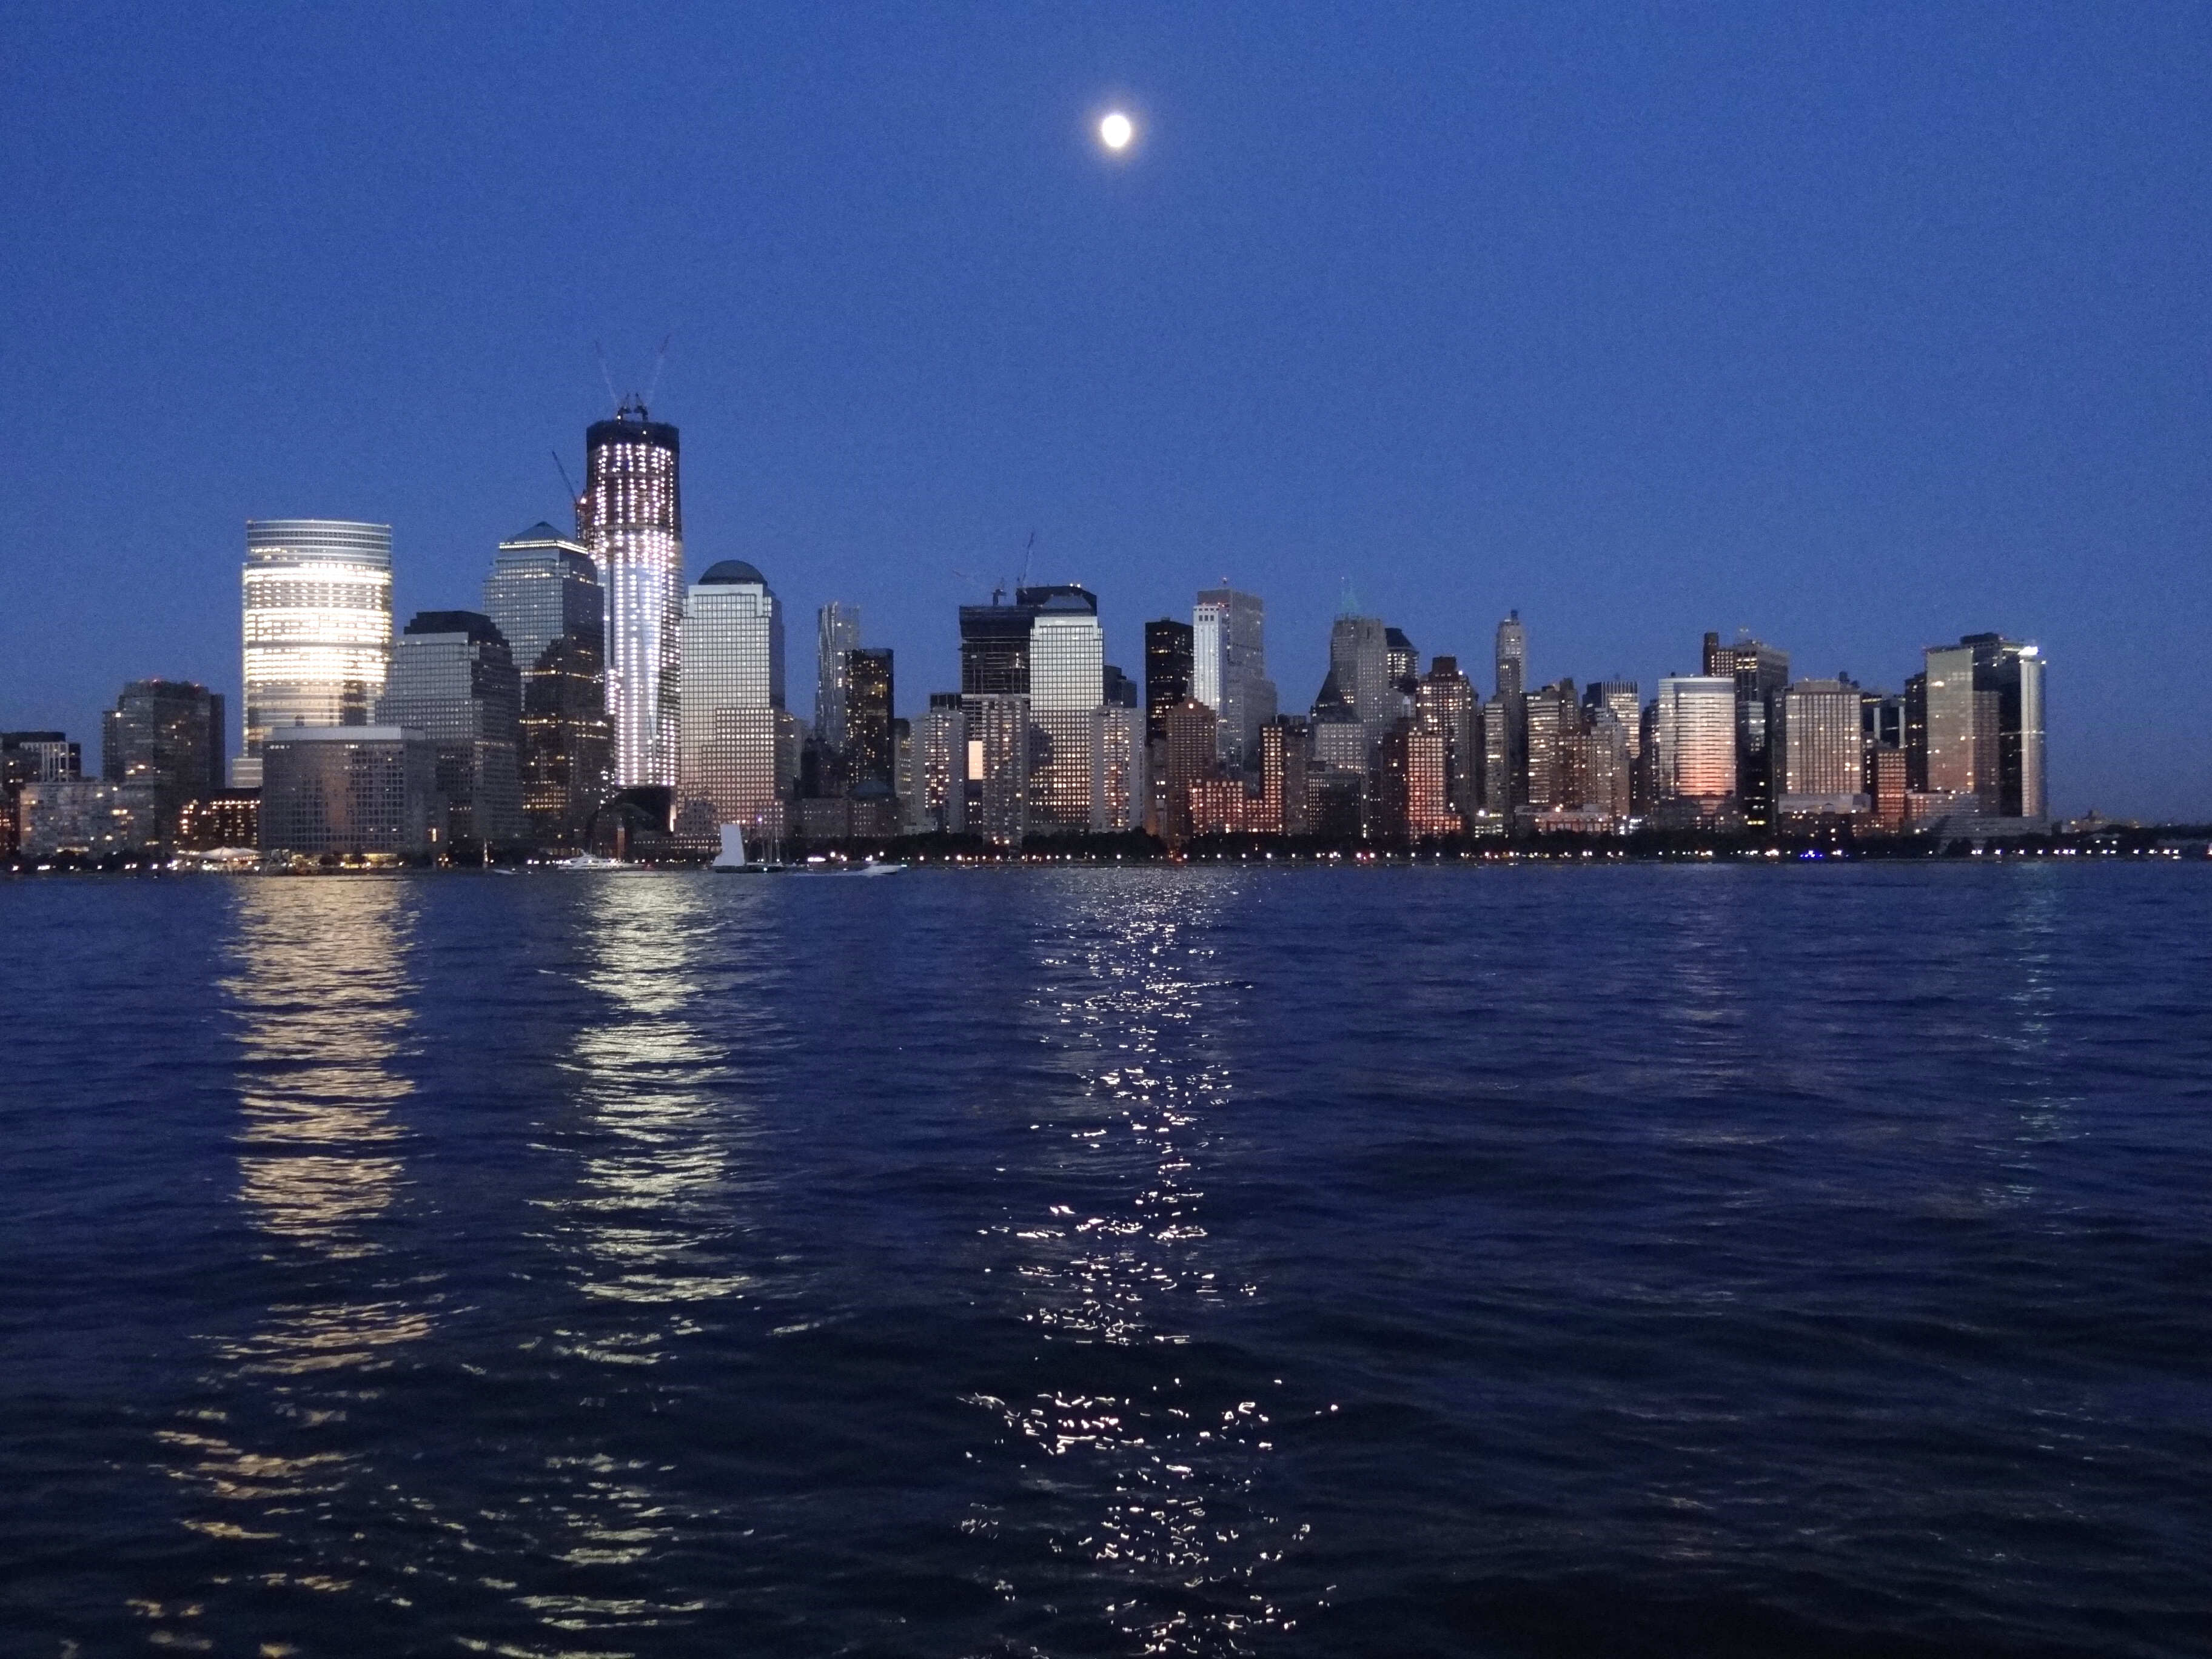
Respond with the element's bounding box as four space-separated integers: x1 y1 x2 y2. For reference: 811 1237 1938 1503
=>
578 399 682 788
236 519 394 788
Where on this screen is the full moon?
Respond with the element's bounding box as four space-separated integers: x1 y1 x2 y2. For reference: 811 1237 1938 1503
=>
1099 111 1134 151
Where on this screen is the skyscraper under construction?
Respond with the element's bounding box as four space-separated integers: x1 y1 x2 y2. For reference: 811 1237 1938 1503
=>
577 397 682 788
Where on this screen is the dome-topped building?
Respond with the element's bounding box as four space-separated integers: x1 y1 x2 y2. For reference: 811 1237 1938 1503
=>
697 560 770 588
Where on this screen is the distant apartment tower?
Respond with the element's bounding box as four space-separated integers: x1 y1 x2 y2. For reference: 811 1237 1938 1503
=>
845 647 895 791
1096 703 1147 832
1923 634 2046 819
102 680 224 841
259 726 438 856
236 520 393 788
1258 716 1310 836
815 602 862 753
577 398 682 789
376 612 525 846
1492 612 1529 816
1523 681 1579 813
1417 657 1479 820
1191 588 1278 770
677 561 789 839
1652 675 1738 808
484 523 611 846
1158 699 1221 848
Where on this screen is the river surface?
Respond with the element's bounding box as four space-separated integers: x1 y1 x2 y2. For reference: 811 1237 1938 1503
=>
1 865 2208 1657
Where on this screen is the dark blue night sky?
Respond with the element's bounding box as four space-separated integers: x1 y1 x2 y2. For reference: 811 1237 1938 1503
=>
4 4 2207 816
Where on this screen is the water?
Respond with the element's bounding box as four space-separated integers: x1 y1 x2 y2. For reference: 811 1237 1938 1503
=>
2 865 2208 1657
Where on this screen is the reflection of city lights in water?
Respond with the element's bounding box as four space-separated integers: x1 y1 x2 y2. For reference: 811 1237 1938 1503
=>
221 879 425 1366
969 876 1299 1650
510 876 767 1612
147 880 435 1646
553 877 756 1330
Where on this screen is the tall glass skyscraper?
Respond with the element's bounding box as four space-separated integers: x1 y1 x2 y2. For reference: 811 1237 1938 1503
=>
375 611 525 848
1653 675 1738 806
1923 634 2046 819
577 398 682 789
1191 588 1276 771
236 520 394 788
484 523 610 846
677 561 787 838
814 602 862 753
1029 588 1104 834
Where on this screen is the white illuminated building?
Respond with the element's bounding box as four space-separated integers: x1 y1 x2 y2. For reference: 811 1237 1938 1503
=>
1653 675 1738 805
235 519 394 788
1028 592 1105 833
578 398 683 789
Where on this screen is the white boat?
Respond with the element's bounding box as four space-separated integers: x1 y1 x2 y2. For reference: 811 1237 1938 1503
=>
712 824 902 876
552 853 638 872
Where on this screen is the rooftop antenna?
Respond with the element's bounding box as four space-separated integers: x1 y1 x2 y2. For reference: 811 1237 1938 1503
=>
593 343 620 414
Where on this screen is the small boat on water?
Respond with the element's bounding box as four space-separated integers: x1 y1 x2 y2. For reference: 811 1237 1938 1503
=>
552 853 639 872
711 825 903 876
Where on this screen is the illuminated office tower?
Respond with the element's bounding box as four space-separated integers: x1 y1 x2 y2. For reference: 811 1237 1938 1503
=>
1495 612 1527 701
1257 716 1309 836
1586 682 1640 762
1191 588 1277 770
966 694 1030 846
815 602 862 754
377 612 524 847
1923 634 2046 819
1378 722 1455 840
1029 588 1104 834
236 519 393 788
1572 700 1632 821
677 561 788 839
103 680 225 842
1583 682 1640 814
1523 680 1578 812
578 398 682 789
484 523 610 846
908 694 967 833
1702 631 1790 827
1778 678 1866 813
845 647 894 791
1158 699 1220 848
1652 675 1738 808
1416 657 1478 820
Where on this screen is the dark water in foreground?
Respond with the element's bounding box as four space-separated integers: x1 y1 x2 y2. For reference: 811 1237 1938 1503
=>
2 866 2209 1657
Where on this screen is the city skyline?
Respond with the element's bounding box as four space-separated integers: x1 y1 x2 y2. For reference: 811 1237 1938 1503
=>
5 9 2209 818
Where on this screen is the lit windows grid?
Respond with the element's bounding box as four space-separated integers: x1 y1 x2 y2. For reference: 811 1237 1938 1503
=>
679 584 783 828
